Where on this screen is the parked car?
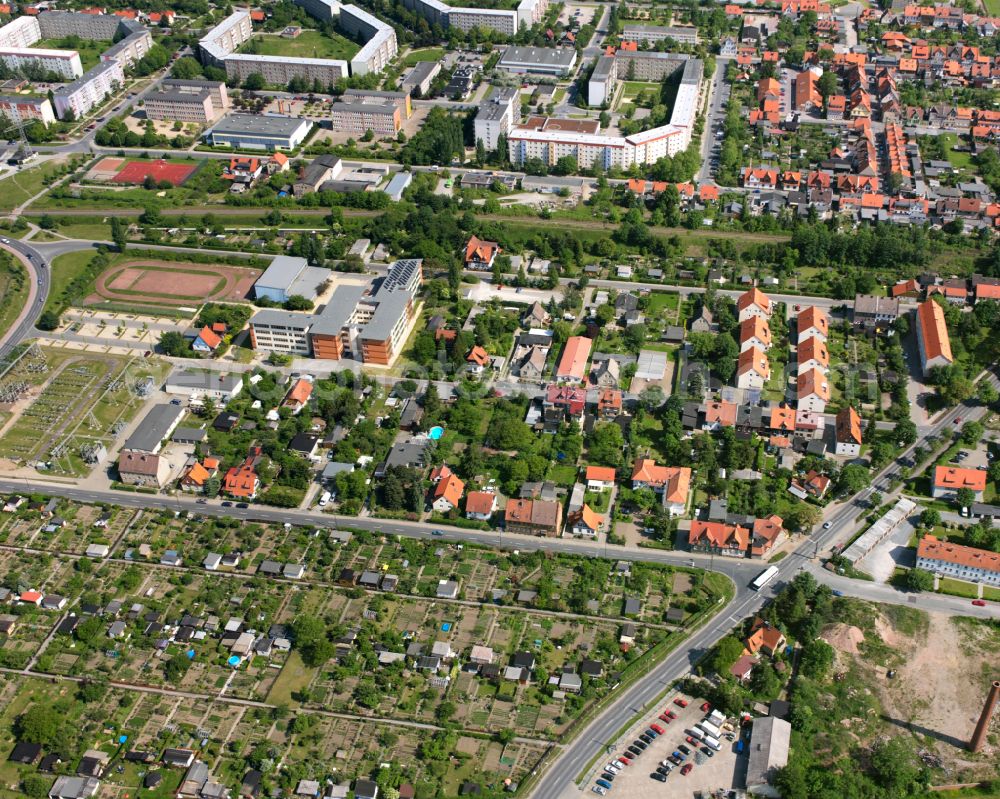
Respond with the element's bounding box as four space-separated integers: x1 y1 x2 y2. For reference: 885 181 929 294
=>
674 698 689 707
972 599 986 607
686 736 699 745
599 772 615 782
678 745 691 755
592 786 607 795
595 779 612 790
666 710 677 719
650 772 666 782
633 739 647 750
700 702 711 712
650 724 666 734
681 764 693 776
605 764 620 774
701 747 715 758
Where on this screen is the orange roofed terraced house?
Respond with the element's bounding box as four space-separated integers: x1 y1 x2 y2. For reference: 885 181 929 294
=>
504 498 563 536
915 299 953 376
737 287 771 321
737 346 770 390
688 520 750 556
916 535 1000 585
797 336 829 371
555 336 592 383
796 305 829 342
704 400 737 428
770 405 796 433
738 316 771 351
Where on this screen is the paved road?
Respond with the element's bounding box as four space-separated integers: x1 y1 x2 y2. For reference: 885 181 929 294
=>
699 57 731 183
0 238 50 358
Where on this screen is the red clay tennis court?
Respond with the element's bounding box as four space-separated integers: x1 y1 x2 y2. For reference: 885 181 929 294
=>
113 159 197 186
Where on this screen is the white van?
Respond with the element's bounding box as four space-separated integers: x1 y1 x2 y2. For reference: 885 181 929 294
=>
319 491 331 507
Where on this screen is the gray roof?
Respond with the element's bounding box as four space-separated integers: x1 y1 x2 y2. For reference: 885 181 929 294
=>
322 462 356 480
310 284 368 336
124 404 184 453
330 101 399 116
209 113 309 138
250 308 314 330
146 88 211 104
162 78 226 90
256 255 309 292
476 86 518 122
54 60 121 99
590 54 614 80
167 369 244 393
172 427 206 442
499 46 577 69
383 171 412 199
746 716 791 790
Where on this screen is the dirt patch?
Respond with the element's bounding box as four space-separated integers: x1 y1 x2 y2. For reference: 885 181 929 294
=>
879 612 993 750
820 622 865 655
90 259 259 308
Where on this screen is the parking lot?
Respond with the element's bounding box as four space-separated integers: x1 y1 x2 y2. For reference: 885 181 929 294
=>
589 694 746 799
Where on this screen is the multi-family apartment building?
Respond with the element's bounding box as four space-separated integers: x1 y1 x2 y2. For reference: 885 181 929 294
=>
474 86 518 150
401 0 547 34
53 59 124 119
513 56 700 168
916 535 1000 586
0 45 81 78
622 24 699 44
0 94 54 126
339 4 397 76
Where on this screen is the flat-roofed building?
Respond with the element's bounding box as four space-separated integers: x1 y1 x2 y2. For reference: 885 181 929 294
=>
400 60 440 97
222 53 349 86
343 88 411 117
53 59 124 119
330 100 402 135
204 113 312 151
0 94 54 126
0 46 82 78
198 9 253 64
622 24 698 44
474 85 518 150
145 79 229 123
497 45 577 76
340 4 397 76
448 6 517 33
588 54 615 106
746 716 791 797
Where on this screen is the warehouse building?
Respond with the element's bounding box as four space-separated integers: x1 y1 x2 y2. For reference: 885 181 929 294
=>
497 45 576 76
253 255 331 303
746 716 791 797
204 113 312 151
124 404 186 454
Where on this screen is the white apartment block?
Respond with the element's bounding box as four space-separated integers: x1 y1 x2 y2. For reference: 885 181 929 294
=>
449 7 517 33
0 47 82 79
0 95 55 126
340 4 397 76
402 0 542 34
53 59 124 119
199 9 254 64
0 16 41 49
516 0 548 29
248 312 313 355
223 53 348 86
474 86 518 150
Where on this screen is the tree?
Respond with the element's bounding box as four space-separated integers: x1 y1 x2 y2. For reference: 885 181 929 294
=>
919 508 940 528
243 72 265 90
38 215 56 230
110 216 128 252
894 419 917 447
977 380 999 407
709 635 744 675
956 487 976 509
903 568 934 591
799 639 833 679
961 420 984 446
36 309 60 331
171 56 203 79
163 654 190 683
17 704 63 746
837 464 870 495
21 776 50 799
587 422 625 467
158 331 190 357
639 384 664 409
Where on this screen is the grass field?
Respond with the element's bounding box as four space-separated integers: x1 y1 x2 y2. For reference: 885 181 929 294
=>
44 249 95 317
403 47 445 66
936 132 974 170
0 159 68 213
49 222 112 241
982 0 1000 15
266 650 317 707
0 252 28 347
244 29 359 60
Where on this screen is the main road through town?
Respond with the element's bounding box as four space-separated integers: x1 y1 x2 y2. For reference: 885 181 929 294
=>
0 238 50 359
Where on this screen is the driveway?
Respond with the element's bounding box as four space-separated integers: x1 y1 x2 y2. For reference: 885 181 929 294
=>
856 514 916 583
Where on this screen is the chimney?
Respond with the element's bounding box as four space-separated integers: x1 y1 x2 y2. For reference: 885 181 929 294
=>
969 680 1000 753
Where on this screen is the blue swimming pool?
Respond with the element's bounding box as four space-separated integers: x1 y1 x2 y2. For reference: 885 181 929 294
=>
428 426 444 440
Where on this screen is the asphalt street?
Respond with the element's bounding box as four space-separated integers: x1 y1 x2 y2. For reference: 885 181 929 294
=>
0 238 49 359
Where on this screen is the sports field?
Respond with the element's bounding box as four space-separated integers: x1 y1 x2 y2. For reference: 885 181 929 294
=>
90 259 259 308
244 29 359 60
113 159 198 186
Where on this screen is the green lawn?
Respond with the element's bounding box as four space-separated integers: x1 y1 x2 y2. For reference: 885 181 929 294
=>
0 251 28 346
49 222 112 241
266 650 318 707
646 291 679 314
44 249 96 316
403 47 445 65
935 132 974 170
0 159 68 213
244 29 359 60
982 0 1000 15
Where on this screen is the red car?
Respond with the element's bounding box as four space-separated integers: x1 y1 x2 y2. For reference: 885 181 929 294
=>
667 710 677 719
658 713 672 723
686 736 698 745
619 755 632 765
674 698 689 708
701 702 711 712
651 724 666 734
972 599 986 607
681 764 693 776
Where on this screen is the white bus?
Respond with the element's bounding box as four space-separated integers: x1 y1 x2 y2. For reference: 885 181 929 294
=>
751 566 779 591
698 721 721 739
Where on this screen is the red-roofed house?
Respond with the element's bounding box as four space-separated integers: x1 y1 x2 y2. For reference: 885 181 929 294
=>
466 345 490 376
555 336 592 383
796 306 828 343
585 465 616 491
688 520 750 557
465 491 498 521
737 287 772 322
750 515 784 558
630 460 690 515
464 235 500 270
745 618 786 656
283 378 313 414
797 367 830 413
223 454 260 499
932 466 986 501
568 504 602 537
193 325 223 353
432 473 465 513
737 346 770 390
